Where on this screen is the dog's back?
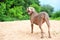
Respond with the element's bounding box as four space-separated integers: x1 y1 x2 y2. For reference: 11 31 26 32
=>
39 12 49 19
31 12 49 25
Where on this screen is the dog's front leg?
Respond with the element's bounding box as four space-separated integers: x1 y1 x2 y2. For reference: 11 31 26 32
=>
39 20 44 38
31 24 33 33
39 25 43 38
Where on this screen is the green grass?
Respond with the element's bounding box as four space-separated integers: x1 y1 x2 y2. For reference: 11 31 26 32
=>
50 17 60 20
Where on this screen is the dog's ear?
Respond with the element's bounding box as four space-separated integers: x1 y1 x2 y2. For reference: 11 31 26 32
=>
27 8 29 12
31 8 35 13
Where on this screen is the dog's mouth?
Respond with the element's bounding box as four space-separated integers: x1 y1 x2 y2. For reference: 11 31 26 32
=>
27 10 33 15
27 10 31 13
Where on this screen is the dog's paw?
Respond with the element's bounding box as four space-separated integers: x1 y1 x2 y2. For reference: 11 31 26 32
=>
31 32 33 33
41 36 44 38
48 36 51 38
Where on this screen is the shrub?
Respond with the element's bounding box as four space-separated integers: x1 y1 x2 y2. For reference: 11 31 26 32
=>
52 10 60 18
9 6 23 19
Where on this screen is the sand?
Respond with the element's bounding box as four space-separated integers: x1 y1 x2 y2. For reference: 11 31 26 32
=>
0 20 60 40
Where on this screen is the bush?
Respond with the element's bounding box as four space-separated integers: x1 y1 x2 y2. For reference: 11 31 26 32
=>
0 3 6 15
9 6 30 20
50 17 60 20
0 15 17 21
9 6 23 19
52 10 60 18
40 5 54 17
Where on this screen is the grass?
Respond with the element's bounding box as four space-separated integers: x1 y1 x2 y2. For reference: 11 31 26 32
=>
50 17 60 20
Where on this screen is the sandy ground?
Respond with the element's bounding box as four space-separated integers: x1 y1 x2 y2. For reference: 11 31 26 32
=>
0 20 60 40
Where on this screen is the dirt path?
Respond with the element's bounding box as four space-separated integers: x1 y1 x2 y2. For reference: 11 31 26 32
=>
0 20 60 40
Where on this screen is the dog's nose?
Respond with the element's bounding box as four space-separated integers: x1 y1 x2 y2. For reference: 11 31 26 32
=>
27 10 30 12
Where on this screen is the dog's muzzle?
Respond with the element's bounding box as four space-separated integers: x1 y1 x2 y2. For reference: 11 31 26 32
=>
27 10 33 15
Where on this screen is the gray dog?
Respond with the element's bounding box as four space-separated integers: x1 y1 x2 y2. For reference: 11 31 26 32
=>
27 7 51 38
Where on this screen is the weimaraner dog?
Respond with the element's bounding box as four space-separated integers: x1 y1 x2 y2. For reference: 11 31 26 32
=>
27 7 51 38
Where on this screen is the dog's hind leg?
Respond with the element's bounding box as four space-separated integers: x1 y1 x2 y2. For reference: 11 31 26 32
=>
39 20 44 38
45 17 51 38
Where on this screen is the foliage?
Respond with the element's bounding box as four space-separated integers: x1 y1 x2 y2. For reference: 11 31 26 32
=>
0 0 40 21
40 5 54 17
50 10 60 20
9 6 23 19
0 3 6 15
54 17 60 20
52 10 60 18
50 17 60 20
0 0 60 21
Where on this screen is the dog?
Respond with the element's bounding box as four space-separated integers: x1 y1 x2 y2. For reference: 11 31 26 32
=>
27 7 51 38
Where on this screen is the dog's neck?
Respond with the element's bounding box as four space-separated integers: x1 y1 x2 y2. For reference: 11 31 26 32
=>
30 11 38 18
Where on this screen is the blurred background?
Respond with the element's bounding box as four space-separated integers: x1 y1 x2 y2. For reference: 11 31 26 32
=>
0 0 60 21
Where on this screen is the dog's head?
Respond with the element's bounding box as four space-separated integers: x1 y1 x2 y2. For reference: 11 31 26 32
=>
27 7 35 15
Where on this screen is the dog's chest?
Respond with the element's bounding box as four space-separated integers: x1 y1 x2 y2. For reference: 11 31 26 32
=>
32 16 40 25
33 19 39 25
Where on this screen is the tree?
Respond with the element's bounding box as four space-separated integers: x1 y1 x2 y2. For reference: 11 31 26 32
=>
52 10 60 18
40 5 54 17
0 0 41 21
